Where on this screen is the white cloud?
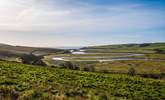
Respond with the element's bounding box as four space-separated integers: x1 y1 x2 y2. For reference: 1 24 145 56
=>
0 0 164 46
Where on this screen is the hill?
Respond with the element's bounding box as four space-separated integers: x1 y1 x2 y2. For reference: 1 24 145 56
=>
0 43 68 61
83 43 165 53
0 43 67 55
0 60 164 100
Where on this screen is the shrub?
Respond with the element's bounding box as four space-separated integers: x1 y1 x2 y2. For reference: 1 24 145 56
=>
59 61 79 70
154 49 165 54
139 43 150 47
128 67 136 76
83 67 90 72
101 70 109 73
83 65 95 72
20 54 46 66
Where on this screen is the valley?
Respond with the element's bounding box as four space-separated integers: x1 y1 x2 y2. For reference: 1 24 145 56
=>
0 43 165 99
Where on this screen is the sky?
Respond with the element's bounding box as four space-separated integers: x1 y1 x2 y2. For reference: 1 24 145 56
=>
0 0 165 47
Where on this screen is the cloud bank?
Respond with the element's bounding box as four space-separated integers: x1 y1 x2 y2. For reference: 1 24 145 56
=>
0 0 165 46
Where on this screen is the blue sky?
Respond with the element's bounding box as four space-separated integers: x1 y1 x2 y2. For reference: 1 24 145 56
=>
0 0 165 47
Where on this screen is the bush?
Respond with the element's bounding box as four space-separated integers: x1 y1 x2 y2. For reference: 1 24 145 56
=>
154 49 165 54
83 67 90 72
139 43 150 47
59 61 79 70
128 67 136 76
20 54 46 66
101 70 109 73
83 65 95 72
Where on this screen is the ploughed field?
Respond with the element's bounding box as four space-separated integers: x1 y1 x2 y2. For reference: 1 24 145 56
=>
0 60 165 100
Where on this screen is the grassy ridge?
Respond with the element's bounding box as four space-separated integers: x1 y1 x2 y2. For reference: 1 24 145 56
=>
84 43 165 53
0 43 66 55
86 43 165 49
0 61 165 100
0 43 68 62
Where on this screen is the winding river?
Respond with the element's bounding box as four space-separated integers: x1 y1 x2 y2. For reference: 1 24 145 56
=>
52 49 156 62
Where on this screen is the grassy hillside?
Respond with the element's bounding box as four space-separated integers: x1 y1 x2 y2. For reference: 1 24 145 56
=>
68 60 165 76
0 60 165 100
83 43 165 53
0 43 68 61
0 44 66 55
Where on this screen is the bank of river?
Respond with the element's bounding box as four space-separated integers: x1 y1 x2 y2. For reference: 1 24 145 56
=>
52 49 159 62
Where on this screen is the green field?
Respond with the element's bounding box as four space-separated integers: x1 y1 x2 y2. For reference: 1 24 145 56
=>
0 60 165 100
44 43 165 79
83 43 165 53
67 60 165 75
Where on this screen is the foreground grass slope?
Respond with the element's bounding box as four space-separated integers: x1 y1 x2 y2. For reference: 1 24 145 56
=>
0 61 165 100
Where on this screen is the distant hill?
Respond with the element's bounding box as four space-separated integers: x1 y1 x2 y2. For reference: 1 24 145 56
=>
0 43 68 58
0 43 11 46
82 43 165 53
84 43 165 49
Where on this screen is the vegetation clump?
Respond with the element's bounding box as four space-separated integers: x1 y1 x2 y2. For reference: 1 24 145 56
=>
59 61 79 70
154 49 165 54
128 67 136 76
20 54 46 66
83 65 95 72
139 43 150 47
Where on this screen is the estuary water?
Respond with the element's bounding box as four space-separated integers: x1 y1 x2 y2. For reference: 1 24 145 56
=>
52 49 151 62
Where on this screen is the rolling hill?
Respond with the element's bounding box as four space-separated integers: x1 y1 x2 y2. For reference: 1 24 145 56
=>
0 43 68 61
83 43 165 53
